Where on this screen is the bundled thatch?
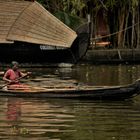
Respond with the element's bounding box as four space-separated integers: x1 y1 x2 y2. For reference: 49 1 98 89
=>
0 0 77 48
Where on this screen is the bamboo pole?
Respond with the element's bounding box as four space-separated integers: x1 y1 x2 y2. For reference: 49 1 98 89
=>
136 6 140 48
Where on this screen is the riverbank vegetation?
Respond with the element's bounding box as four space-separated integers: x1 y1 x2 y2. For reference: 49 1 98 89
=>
36 0 140 49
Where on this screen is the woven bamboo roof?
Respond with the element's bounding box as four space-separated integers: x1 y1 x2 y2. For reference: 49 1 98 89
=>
0 0 77 48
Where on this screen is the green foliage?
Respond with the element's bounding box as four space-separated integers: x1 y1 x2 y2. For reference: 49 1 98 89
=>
37 0 86 16
131 0 139 7
36 0 140 48
36 0 87 29
37 0 44 4
70 0 86 15
54 11 86 30
105 0 117 10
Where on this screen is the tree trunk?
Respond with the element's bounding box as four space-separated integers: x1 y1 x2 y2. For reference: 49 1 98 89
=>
122 10 129 48
131 9 135 49
118 8 125 48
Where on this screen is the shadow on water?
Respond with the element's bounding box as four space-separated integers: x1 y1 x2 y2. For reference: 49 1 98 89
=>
0 64 140 139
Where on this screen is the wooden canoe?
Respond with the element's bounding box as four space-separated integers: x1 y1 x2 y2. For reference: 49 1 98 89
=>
0 79 140 100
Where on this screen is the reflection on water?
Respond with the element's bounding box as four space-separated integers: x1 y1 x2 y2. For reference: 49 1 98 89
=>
1 98 140 139
26 64 140 86
7 98 21 122
71 64 140 86
0 64 140 139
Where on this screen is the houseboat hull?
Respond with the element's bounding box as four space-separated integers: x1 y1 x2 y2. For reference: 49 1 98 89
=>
0 0 90 64
0 23 90 64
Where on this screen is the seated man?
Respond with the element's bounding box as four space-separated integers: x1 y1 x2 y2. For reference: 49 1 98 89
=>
3 61 30 90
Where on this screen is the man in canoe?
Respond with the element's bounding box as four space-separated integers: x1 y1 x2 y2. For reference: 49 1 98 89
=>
3 61 31 90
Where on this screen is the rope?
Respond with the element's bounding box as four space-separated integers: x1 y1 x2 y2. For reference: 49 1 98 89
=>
93 22 140 40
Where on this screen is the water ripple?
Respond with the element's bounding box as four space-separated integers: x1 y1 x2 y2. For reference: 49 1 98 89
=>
0 97 140 139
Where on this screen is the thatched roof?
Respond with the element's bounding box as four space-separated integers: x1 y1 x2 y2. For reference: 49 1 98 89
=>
0 0 77 48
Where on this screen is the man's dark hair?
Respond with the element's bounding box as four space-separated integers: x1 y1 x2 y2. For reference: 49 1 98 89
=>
11 61 19 68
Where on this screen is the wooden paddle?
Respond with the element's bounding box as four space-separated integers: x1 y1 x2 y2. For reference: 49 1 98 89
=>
0 74 29 89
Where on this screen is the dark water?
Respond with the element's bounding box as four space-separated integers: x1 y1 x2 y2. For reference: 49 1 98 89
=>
1 64 140 139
